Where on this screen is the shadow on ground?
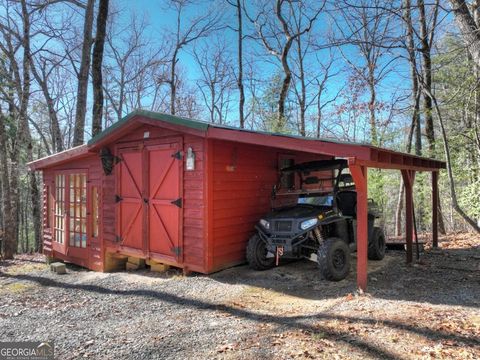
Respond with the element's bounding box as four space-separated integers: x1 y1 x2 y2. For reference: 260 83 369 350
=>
1 268 478 360
211 246 480 308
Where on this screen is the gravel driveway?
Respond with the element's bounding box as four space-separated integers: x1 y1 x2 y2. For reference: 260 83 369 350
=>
1 235 479 360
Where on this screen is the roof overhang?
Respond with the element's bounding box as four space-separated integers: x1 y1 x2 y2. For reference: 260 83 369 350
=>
28 144 90 171
29 110 446 172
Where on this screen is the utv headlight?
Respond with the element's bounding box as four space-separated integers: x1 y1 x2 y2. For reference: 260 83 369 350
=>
259 219 270 230
300 218 318 230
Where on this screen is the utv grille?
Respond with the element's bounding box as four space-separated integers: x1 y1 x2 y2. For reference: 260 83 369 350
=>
275 220 293 232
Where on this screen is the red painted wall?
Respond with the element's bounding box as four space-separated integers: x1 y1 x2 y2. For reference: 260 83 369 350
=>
207 139 330 272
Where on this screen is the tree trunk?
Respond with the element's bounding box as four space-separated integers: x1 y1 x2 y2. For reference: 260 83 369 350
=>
368 69 378 145
170 48 179 115
396 0 421 235
0 115 16 259
428 88 480 233
395 89 418 235
404 0 422 156
91 0 109 137
418 0 447 234
276 0 295 131
278 52 291 130
73 0 95 146
18 0 42 252
418 0 435 156
295 36 306 137
449 0 480 68
236 0 245 128
30 63 64 153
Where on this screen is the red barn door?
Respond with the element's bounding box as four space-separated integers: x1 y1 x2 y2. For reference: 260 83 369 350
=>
116 148 144 252
116 140 183 263
147 142 182 262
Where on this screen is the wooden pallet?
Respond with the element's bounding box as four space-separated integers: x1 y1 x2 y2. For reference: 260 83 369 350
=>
386 236 426 251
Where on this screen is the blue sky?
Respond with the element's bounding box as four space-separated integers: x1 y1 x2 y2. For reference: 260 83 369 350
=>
68 1 455 143
103 0 452 144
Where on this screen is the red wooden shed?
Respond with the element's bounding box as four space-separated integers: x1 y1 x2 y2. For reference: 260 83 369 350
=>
29 110 445 290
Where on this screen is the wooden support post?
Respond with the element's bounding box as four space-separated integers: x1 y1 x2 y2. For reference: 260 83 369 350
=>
349 162 368 292
432 171 439 248
401 170 415 263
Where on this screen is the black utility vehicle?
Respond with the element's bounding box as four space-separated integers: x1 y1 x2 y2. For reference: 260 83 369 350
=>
246 159 386 281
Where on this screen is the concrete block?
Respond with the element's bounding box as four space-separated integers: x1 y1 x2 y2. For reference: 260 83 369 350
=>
50 262 66 274
126 261 140 271
127 257 146 267
104 253 127 272
150 263 170 273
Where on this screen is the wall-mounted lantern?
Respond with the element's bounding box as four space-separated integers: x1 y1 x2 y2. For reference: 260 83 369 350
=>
100 147 120 176
186 147 195 171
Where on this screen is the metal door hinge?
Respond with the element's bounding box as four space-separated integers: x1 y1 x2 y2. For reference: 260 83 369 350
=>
170 198 182 208
172 151 182 160
115 235 122 242
171 246 182 256
115 195 123 203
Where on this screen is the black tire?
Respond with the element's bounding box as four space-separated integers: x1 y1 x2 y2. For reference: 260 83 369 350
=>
317 237 351 281
368 227 386 260
246 234 275 270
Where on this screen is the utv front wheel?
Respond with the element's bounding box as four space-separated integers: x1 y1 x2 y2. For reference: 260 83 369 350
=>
317 237 351 281
246 234 275 270
368 227 386 260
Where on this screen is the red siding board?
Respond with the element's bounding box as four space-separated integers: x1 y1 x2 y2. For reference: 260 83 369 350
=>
208 139 330 272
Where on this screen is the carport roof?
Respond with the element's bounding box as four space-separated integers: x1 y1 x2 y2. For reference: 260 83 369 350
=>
30 110 446 171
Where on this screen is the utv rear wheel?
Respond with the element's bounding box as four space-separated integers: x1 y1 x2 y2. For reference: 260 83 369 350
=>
368 227 386 260
246 234 275 270
317 237 351 281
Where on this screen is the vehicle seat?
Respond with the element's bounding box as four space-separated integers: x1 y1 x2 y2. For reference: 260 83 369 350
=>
336 190 357 217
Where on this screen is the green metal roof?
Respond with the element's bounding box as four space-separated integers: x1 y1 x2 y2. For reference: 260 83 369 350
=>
88 109 370 148
87 110 210 146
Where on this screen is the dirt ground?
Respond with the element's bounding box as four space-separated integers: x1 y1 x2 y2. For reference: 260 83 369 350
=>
0 233 479 359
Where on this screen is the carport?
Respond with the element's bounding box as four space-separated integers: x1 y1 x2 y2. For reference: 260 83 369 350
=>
206 125 446 291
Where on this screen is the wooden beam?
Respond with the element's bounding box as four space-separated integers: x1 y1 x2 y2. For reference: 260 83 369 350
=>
349 163 368 291
432 171 439 248
401 170 415 263
207 127 372 160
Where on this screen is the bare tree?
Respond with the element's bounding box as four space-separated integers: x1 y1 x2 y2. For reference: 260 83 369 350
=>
91 0 109 137
104 13 167 121
30 56 65 153
418 0 440 157
246 0 323 132
395 0 422 236
72 0 94 146
334 0 396 146
164 0 222 115
193 40 234 124
313 53 341 138
0 0 42 256
226 0 246 127
449 0 480 68
0 111 16 259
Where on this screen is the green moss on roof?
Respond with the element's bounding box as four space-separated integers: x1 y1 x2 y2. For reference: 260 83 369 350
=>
88 110 210 145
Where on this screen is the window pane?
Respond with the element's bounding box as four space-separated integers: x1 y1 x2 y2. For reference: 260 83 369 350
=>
68 172 88 248
54 174 66 244
92 187 99 237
